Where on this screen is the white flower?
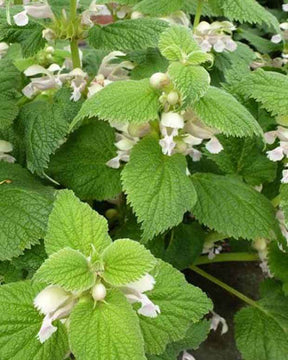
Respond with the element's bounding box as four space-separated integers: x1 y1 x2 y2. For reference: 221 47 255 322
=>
131 11 143 19
34 286 76 343
69 68 88 102
121 274 160 318
13 3 53 27
0 140 15 163
160 11 190 27
271 34 282 43
283 3 288 11
150 72 170 89
159 112 184 156
97 51 134 81
0 42 8 59
182 351 196 360
42 28 56 41
92 283 107 301
210 311 229 335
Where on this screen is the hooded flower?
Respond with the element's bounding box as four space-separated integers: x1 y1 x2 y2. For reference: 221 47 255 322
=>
271 22 288 43
182 351 196 360
0 140 15 163
81 1 113 26
69 68 88 102
13 2 53 27
210 311 229 335
159 112 185 156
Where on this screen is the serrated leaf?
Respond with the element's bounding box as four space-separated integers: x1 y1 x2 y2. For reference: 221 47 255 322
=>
238 69 288 118
159 26 200 62
34 247 94 292
139 260 212 354
49 121 121 200
0 163 54 261
268 242 288 290
72 79 160 128
122 136 197 241
45 190 111 256
191 173 280 241
168 62 210 106
0 281 69 360
134 0 183 16
20 89 82 175
69 289 146 360
102 239 156 285
183 0 223 16
235 281 288 360
193 87 263 137
89 19 168 51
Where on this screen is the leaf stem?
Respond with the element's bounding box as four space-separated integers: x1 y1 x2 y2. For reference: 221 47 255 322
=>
193 0 203 31
194 252 259 265
271 194 280 208
70 0 81 69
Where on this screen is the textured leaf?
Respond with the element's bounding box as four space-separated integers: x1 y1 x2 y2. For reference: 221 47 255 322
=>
45 190 111 256
183 0 223 16
193 87 263 137
159 26 200 62
280 184 288 226
0 163 54 260
139 260 212 354
102 239 156 285
191 173 280 240
238 69 288 117
49 121 121 200
69 289 146 360
0 281 69 360
89 19 168 51
73 79 160 127
168 62 210 106
34 248 94 292
135 0 183 16
122 136 197 241
268 242 288 291
20 89 82 174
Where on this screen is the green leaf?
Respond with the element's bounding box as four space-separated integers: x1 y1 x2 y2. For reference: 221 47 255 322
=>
134 0 183 16
0 163 54 260
183 0 223 16
20 89 82 175
73 79 160 127
193 87 263 137
49 121 121 200
168 62 210 106
45 190 111 256
102 239 156 285
0 281 69 360
235 280 288 360
280 184 288 225
205 136 277 186
148 320 210 360
191 173 280 241
159 25 200 62
89 19 168 51
238 69 288 118
139 260 212 354
122 136 197 241
219 0 279 31
34 247 94 292
268 242 288 291
69 289 146 360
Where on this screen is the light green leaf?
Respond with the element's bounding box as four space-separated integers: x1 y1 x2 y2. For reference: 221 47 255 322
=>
72 79 160 128
168 62 210 106
0 281 69 360
49 121 122 201
159 25 200 62
122 136 197 241
134 0 183 16
102 239 156 285
69 289 146 360
193 87 263 137
238 69 288 118
0 163 54 261
191 173 281 241
139 260 212 354
89 19 168 51
45 190 111 256
34 247 94 292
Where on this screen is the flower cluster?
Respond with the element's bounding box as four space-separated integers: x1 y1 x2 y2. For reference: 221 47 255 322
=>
12 2 54 27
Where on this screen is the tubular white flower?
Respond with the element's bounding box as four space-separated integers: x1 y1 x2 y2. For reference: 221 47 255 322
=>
210 311 229 335
34 285 71 315
282 168 288 183
267 146 285 161
24 4 53 19
13 10 29 27
150 72 170 89
271 34 282 43
161 112 184 129
182 351 196 360
205 136 223 154
0 140 15 163
92 283 107 301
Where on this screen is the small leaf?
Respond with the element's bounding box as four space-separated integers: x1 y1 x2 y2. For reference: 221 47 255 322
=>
102 239 156 285
45 190 111 256
34 247 94 292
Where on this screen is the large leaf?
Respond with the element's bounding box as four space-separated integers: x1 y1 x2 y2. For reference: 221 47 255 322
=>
72 79 160 128
89 19 168 50
268 242 288 292
0 281 69 360
45 190 111 256
134 0 184 16
0 163 54 260
49 121 121 200
193 87 263 137
191 173 280 240
69 289 146 360
122 136 197 241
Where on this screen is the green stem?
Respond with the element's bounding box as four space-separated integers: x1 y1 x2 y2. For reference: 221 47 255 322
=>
194 252 259 266
70 0 78 19
190 265 263 310
14 0 22 4
271 194 280 208
193 0 203 30
69 0 81 69
205 231 227 243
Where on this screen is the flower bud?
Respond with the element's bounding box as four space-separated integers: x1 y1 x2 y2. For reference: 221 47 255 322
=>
149 72 170 89
161 112 184 129
92 283 107 301
34 286 71 315
167 91 179 105
253 238 267 252
131 11 143 19
128 123 150 138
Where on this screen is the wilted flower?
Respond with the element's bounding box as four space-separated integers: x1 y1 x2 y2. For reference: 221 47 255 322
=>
210 311 229 334
0 140 15 163
81 1 113 26
0 42 8 58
